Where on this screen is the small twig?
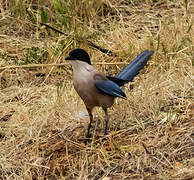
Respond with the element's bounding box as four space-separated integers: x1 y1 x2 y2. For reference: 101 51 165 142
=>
40 22 118 57
0 62 129 71
25 163 50 169
86 40 118 57
40 22 69 36
63 137 86 149
142 142 151 154
0 63 68 70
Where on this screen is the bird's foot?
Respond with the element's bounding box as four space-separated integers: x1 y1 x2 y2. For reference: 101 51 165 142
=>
102 134 108 142
84 133 92 145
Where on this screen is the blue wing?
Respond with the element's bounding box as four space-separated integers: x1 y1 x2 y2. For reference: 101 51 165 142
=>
94 79 126 99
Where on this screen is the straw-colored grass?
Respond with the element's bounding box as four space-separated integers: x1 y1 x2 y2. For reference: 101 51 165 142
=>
0 0 193 179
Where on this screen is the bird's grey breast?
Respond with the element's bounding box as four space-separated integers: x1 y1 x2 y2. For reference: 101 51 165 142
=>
71 61 96 95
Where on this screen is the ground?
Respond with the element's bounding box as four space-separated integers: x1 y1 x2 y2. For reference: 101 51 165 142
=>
0 0 193 179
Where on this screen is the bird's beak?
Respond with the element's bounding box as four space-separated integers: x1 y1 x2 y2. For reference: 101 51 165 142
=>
65 56 72 60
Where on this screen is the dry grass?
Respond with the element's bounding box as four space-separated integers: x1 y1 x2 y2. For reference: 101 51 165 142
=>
0 0 194 179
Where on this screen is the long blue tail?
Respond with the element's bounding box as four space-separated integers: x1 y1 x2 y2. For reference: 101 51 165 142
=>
107 50 154 86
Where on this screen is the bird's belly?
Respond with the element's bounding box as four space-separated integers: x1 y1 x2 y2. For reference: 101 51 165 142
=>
74 80 114 109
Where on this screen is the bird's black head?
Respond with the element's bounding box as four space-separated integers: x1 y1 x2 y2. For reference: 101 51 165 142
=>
65 49 91 65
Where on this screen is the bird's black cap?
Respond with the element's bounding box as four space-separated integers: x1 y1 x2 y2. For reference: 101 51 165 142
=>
65 49 91 65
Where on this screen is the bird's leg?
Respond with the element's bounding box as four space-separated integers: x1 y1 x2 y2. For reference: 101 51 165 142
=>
85 108 93 139
103 107 109 135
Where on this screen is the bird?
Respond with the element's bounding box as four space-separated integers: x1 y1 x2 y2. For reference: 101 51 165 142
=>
65 48 154 143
